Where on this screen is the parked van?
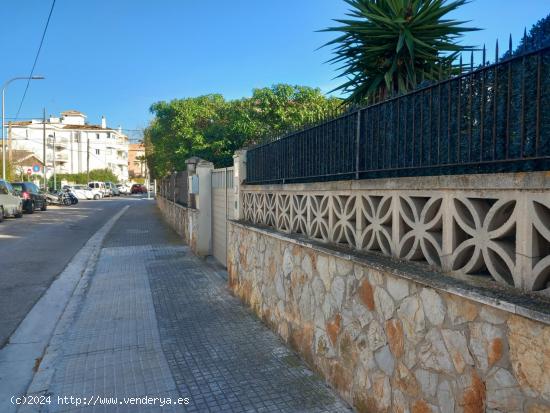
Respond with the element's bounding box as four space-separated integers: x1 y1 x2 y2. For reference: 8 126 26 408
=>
88 181 106 199
0 180 23 220
104 181 119 197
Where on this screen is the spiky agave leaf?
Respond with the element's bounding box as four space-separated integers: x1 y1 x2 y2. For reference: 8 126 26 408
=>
322 0 479 104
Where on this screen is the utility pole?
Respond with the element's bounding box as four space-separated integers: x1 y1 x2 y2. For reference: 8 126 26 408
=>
86 134 90 182
146 164 150 200
70 131 73 173
8 121 12 176
53 132 56 191
43 108 46 190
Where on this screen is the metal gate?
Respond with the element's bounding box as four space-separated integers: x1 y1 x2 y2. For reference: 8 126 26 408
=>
211 167 234 267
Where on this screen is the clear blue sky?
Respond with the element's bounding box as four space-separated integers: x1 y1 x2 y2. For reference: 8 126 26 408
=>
1 0 548 139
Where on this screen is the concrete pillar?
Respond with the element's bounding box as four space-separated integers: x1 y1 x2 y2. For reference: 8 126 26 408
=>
194 160 214 257
232 149 247 220
186 156 201 207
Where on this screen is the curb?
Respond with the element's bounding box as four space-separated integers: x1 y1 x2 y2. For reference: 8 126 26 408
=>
0 205 130 413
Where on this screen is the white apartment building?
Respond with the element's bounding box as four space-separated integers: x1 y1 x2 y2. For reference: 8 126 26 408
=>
9 110 129 182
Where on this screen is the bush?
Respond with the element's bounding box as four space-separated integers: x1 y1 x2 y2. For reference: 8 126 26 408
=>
48 168 119 190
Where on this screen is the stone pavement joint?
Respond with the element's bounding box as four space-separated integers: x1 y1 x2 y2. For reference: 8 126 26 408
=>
22 202 350 412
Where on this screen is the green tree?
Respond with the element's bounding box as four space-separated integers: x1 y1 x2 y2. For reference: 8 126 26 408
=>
47 168 119 189
323 0 479 103
89 168 119 183
510 13 550 56
144 84 342 177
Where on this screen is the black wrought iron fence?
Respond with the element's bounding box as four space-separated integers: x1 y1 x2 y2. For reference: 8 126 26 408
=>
158 171 188 206
246 45 550 184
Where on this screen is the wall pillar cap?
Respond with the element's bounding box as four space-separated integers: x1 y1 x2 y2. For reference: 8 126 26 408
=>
185 156 203 175
233 149 247 158
197 160 214 169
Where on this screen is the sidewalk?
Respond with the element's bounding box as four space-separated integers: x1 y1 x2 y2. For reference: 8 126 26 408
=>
25 201 350 412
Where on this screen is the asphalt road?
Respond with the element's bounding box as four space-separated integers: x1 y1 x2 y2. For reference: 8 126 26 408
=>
0 196 142 348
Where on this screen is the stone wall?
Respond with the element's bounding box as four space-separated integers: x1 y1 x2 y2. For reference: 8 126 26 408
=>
157 196 198 251
228 221 550 413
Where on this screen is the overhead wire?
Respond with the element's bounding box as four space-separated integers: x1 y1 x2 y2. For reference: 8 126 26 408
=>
14 0 57 120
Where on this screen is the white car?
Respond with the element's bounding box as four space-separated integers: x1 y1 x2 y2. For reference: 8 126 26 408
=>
116 183 130 195
88 182 106 199
68 185 94 200
0 180 23 220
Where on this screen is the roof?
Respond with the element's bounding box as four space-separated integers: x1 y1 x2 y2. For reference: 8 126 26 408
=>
61 110 86 117
11 150 42 164
8 121 32 126
61 124 121 132
8 120 127 136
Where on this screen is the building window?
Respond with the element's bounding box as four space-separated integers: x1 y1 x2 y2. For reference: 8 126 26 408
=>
96 133 100 140
95 149 100 155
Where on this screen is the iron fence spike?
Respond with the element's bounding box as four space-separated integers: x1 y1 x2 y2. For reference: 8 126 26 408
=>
496 39 499 64
509 33 513 54
483 44 486 66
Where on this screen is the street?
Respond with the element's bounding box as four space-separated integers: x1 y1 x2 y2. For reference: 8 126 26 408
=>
0 197 138 347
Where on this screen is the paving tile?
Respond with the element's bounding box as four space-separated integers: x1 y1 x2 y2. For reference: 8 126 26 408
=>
34 203 350 412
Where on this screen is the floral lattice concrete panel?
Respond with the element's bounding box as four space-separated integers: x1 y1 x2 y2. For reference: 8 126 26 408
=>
241 186 550 293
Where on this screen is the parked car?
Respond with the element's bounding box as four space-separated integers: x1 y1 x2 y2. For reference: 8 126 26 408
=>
65 185 94 200
11 182 47 213
0 180 23 220
88 181 107 199
105 181 120 196
116 183 130 195
131 184 147 194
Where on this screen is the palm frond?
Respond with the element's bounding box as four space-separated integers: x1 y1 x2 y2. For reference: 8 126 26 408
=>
323 0 480 104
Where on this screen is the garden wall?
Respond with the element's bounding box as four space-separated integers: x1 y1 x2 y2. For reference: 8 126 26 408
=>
156 196 199 252
228 220 550 413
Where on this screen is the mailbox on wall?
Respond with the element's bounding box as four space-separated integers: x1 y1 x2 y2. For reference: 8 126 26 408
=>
189 175 199 194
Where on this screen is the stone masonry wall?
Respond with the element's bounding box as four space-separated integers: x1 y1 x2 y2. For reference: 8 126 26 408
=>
156 197 199 251
228 221 550 413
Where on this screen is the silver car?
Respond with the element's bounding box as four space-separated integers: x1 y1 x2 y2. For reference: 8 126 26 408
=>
66 185 94 200
0 180 23 221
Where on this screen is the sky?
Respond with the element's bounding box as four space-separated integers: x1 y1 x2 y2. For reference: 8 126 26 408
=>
0 0 549 140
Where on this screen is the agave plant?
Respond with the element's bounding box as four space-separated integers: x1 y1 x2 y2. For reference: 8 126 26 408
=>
323 0 479 103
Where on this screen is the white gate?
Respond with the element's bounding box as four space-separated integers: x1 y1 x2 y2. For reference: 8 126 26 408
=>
211 167 234 267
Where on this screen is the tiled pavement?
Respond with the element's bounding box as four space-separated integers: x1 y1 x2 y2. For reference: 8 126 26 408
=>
28 201 351 412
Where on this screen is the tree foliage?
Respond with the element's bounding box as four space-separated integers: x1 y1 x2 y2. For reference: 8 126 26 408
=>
513 13 550 55
323 0 479 103
48 168 120 189
144 84 342 177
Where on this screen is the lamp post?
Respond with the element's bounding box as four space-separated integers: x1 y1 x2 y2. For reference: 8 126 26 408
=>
48 133 56 191
1 76 45 179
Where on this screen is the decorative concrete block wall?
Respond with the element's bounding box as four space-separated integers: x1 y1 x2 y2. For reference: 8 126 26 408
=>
228 221 550 413
241 172 550 293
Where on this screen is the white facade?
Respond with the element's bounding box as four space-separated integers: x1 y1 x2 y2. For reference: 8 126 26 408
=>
10 110 129 182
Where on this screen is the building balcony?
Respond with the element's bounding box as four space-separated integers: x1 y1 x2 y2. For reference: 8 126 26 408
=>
47 153 68 162
48 137 69 148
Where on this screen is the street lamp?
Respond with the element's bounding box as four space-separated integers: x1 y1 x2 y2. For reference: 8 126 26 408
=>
1 76 45 179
